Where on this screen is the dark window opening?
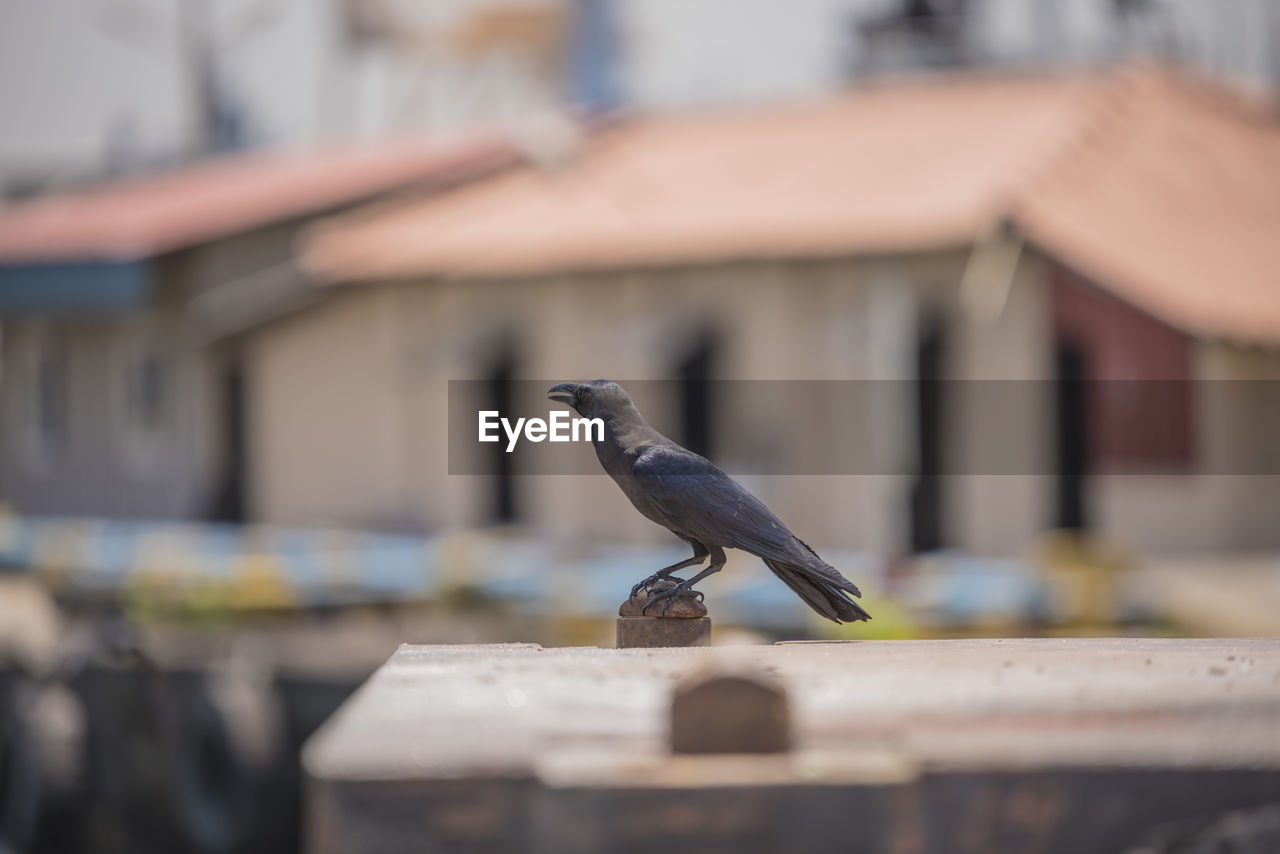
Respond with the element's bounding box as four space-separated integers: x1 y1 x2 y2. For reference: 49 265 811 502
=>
209 361 247 523
485 342 518 524
675 330 717 459
1055 342 1089 531
910 317 945 552
851 0 971 74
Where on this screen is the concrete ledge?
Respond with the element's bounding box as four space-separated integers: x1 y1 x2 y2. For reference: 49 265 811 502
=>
304 639 1280 853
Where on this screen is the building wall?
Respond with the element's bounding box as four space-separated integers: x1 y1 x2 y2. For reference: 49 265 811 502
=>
943 248 1056 556
245 286 408 529
0 305 220 519
1091 341 1280 555
0 217 321 522
244 248 1279 557
247 250 1065 556
1044 265 1280 555
0 0 564 194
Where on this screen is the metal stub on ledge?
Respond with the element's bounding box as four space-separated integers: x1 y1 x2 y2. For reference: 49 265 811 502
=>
671 670 790 754
616 580 711 648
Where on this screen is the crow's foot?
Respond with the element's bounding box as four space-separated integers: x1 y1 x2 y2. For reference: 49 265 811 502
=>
641 581 703 616
631 574 684 599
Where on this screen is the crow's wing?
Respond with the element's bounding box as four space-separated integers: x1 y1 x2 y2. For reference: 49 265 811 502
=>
632 445 808 560
632 445 864 603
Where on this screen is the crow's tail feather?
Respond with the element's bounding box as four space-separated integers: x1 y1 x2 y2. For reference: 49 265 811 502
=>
764 558 871 624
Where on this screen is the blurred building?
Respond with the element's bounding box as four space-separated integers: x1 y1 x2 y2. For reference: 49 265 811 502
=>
279 64 1280 557
0 0 572 197
3 0 1276 197
0 138 510 520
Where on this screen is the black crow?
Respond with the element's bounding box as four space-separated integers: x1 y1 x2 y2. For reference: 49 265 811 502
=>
548 379 870 623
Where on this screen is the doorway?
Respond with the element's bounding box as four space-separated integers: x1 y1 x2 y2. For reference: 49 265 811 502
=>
909 318 944 552
1054 341 1088 530
675 329 718 460
484 342 518 524
208 360 247 522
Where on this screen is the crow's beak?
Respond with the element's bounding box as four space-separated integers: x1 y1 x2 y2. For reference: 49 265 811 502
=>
547 382 580 407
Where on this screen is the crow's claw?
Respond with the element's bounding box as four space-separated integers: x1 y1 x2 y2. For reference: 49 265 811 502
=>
641 581 700 616
630 574 683 599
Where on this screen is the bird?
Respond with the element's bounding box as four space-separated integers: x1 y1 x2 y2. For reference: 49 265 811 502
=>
547 379 870 624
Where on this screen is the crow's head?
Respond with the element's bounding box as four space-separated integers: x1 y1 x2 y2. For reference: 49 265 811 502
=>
547 379 631 420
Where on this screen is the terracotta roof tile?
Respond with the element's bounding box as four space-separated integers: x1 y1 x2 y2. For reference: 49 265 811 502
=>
299 65 1280 342
302 73 1089 279
1014 67 1280 342
0 137 512 263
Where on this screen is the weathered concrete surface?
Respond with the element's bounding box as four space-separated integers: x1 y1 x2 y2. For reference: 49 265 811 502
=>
304 639 1280 854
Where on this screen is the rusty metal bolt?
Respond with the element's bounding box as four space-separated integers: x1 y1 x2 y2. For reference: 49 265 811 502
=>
616 580 712 649
670 670 791 754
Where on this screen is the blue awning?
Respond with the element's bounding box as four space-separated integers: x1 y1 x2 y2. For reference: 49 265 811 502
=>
0 261 150 313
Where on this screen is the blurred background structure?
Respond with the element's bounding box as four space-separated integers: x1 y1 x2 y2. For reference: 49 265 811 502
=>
2 1 1280 852
3 0 1280 196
